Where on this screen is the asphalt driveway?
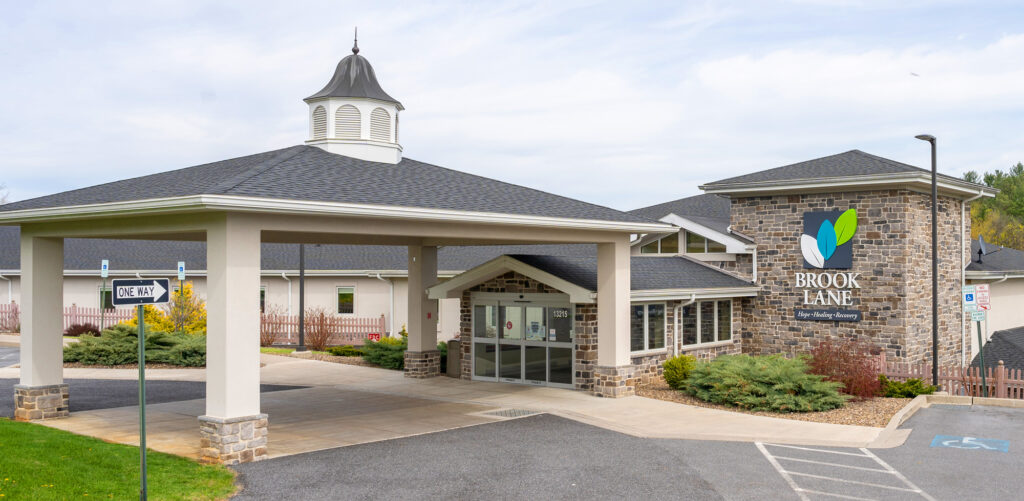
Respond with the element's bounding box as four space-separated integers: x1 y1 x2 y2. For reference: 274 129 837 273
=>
0 346 18 367
0 378 304 419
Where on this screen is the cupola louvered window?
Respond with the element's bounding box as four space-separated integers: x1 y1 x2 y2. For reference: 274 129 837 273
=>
334 105 361 139
370 108 391 142
312 106 327 139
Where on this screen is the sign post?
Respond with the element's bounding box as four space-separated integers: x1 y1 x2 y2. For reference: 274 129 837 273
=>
100 260 109 331
177 262 186 332
112 278 170 501
974 284 991 397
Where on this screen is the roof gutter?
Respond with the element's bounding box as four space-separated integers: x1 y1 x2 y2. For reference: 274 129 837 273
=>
630 286 760 301
700 172 998 198
0 194 675 233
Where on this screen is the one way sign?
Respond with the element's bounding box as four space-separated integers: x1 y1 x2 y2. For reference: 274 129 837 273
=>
111 279 170 306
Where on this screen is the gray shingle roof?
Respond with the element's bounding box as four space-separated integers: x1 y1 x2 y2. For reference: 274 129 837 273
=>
629 193 731 221
971 326 1024 372
509 254 752 291
703 150 977 187
966 240 1024 273
0 146 653 224
305 52 403 109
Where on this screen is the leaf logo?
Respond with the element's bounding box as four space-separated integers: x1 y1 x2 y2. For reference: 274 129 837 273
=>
801 209 857 269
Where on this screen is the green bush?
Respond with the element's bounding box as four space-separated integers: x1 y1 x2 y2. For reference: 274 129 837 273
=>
683 354 849 413
878 375 937 398
63 324 206 367
438 340 449 374
663 354 697 389
326 345 364 357
361 336 407 370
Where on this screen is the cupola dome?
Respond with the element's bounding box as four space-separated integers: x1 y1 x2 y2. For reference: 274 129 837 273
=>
304 32 403 163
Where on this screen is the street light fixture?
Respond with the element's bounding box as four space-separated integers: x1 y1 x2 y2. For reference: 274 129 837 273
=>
915 134 938 386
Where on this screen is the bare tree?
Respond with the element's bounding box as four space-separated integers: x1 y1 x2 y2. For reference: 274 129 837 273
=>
0 184 8 205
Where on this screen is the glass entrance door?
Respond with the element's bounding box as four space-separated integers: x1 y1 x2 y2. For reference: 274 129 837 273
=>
472 299 574 389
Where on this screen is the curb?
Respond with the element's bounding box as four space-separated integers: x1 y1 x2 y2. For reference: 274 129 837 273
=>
927 394 1024 409
867 394 928 448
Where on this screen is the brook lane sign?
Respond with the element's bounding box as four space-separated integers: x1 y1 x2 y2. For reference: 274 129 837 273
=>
111 279 170 306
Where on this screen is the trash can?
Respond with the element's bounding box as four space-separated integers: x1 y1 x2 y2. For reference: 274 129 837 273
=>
446 339 461 378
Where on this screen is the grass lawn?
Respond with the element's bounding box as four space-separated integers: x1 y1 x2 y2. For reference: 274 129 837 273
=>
259 347 294 355
0 419 236 500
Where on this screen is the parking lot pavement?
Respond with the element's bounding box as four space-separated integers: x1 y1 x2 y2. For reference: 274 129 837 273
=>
233 413 740 501
0 346 18 367
0 378 304 418
874 404 1024 501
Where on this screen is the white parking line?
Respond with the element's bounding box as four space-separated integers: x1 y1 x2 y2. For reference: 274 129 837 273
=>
756 442 935 500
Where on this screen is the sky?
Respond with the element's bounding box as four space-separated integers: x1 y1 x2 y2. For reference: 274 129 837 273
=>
2 0 1023 211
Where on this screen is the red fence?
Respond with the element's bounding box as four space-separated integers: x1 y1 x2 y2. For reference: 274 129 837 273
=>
877 352 1024 399
0 302 19 332
260 313 386 346
64 305 136 331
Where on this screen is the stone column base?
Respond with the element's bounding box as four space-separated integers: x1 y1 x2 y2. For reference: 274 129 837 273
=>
404 350 441 378
593 365 638 398
14 384 69 421
198 414 268 465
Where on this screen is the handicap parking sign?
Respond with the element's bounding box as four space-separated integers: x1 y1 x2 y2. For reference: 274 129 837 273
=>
930 435 1009 452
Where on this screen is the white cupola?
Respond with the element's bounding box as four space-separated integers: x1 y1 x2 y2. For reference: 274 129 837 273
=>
304 33 403 164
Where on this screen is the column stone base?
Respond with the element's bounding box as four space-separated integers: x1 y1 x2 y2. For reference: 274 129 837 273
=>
593 365 638 398
404 350 441 378
14 384 69 421
198 414 268 465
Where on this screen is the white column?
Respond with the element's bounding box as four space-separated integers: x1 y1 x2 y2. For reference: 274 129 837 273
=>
597 238 631 367
20 234 64 386
205 215 261 418
407 245 438 352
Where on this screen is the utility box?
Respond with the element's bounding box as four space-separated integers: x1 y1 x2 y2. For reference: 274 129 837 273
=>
446 340 461 378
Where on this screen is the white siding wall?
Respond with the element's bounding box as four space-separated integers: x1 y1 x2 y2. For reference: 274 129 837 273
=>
968 277 1024 358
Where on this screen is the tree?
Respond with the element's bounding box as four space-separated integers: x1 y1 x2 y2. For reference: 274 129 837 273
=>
965 162 1024 249
164 282 207 334
0 183 8 205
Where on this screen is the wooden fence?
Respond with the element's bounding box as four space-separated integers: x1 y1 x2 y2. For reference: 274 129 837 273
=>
877 352 1024 399
260 313 386 346
0 302 19 332
64 305 136 330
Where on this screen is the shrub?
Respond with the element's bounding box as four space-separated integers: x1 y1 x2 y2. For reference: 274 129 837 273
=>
879 375 937 398
663 354 697 389
260 304 288 347
303 306 332 352
164 282 206 334
326 345 364 357
808 340 882 400
362 336 407 370
63 324 206 367
438 340 448 374
64 323 101 337
125 304 175 334
683 354 849 413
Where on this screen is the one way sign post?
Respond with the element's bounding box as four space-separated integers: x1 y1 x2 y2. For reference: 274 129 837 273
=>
111 278 169 501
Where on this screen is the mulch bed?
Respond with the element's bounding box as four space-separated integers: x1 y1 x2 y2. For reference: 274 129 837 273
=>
636 376 910 428
279 351 380 368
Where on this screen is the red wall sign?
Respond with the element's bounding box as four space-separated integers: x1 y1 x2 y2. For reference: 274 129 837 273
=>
368 333 381 342
506 321 513 330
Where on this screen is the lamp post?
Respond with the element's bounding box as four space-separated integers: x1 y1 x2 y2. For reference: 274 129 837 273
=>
296 243 306 352
915 134 939 386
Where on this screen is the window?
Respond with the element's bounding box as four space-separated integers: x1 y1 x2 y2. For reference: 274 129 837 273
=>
312 105 327 139
639 235 680 254
685 231 726 253
99 286 113 310
259 286 266 314
681 299 733 347
334 105 360 139
370 107 390 141
336 286 354 314
630 303 666 352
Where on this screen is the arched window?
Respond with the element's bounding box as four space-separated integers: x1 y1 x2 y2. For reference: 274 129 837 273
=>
370 107 391 142
334 105 360 139
311 106 327 139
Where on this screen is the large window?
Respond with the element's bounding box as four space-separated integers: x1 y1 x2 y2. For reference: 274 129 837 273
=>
640 235 679 254
685 231 726 253
259 286 267 313
630 303 666 352
98 286 113 310
337 286 355 314
680 299 732 347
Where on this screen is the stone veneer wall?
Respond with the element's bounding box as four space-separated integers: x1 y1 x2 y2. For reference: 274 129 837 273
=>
729 190 968 365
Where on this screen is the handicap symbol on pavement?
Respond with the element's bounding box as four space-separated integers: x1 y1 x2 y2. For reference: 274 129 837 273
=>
930 435 1009 452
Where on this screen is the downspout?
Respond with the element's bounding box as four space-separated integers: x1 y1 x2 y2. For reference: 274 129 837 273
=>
372 273 394 337
751 246 758 283
281 272 292 318
674 293 697 357
961 192 984 366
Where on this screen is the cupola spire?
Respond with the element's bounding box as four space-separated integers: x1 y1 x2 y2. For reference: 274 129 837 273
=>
352 27 359 55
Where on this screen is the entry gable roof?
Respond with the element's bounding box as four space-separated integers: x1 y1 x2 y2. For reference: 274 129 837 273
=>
0 146 667 231
700 150 996 198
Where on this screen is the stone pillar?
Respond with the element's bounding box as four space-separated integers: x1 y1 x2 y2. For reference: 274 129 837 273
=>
16 233 68 420
202 215 266 464
405 245 440 377
595 238 634 398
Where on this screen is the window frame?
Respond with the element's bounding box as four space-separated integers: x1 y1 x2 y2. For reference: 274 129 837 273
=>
259 285 267 314
639 234 681 255
336 285 356 315
683 231 727 254
98 285 113 310
630 302 668 354
680 298 733 349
